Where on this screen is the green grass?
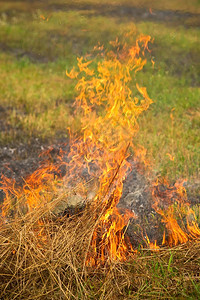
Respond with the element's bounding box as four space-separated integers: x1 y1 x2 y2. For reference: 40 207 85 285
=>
0 4 199 180
0 52 76 143
133 22 200 179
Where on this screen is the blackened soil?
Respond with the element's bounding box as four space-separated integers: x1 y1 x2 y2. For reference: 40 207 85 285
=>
118 163 160 247
49 3 200 28
0 42 50 63
0 138 68 200
1 1 199 27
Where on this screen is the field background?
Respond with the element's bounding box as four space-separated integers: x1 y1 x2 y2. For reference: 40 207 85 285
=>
0 0 199 185
0 0 199 180
0 0 200 299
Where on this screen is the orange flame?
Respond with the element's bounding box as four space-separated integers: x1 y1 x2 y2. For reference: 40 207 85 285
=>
152 178 200 247
65 34 153 265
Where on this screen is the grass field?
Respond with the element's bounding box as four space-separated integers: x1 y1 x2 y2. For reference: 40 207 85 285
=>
0 0 199 181
0 0 200 298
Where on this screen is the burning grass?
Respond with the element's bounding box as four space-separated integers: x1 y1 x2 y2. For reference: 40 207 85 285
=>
0 31 200 298
0 206 200 299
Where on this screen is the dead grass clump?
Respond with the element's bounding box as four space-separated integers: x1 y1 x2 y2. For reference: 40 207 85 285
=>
0 201 96 299
0 201 200 299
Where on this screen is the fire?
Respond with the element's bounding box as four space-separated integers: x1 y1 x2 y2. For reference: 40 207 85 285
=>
1 161 61 217
152 178 200 247
64 35 153 265
1 31 199 267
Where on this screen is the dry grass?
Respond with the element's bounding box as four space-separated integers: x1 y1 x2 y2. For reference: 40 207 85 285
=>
0 199 96 299
0 196 200 299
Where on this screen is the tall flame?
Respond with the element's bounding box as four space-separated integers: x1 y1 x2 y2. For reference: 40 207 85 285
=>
65 35 153 265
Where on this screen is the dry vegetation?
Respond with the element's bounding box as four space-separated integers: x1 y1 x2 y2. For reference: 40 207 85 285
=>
1 202 200 299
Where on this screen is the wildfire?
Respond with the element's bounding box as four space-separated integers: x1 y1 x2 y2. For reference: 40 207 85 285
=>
0 32 199 267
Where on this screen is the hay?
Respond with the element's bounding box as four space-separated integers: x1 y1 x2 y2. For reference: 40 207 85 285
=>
0 197 200 299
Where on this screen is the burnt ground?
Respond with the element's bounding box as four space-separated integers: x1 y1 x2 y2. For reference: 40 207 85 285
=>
0 42 50 64
48 2 200 28
2 1 199 28
0 138 68 185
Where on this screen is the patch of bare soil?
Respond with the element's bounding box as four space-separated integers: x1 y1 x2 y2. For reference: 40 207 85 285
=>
0 138 66 199
49 3 200 28
2 0 199 26
0 42 50 63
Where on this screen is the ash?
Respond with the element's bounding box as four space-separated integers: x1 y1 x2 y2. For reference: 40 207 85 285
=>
117 163 162 247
